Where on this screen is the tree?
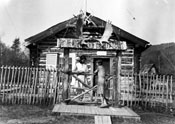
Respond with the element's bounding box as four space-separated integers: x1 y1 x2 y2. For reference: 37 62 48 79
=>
0 38 11 66
11 38 20 54
10 38 29 66
0 38 29 67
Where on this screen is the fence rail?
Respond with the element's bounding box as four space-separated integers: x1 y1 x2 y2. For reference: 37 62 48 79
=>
120 73 175 111
0 66 62 105
0 66 175 112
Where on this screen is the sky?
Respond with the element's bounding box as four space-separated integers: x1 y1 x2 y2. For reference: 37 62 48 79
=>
0 0 175 46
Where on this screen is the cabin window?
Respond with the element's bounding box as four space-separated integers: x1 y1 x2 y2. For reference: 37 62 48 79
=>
46 53 59 69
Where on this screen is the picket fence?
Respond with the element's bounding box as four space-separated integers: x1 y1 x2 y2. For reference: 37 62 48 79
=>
0 66 175 111
0 66 63 105
120 73 175 111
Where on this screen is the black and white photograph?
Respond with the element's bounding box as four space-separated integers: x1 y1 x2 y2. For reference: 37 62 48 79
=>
0 0 175 124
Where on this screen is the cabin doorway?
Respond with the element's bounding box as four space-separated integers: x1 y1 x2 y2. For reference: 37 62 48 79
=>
93 58 110 87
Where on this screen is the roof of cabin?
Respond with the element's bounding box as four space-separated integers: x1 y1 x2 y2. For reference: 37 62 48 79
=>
140 64 157 74
25 12 150 48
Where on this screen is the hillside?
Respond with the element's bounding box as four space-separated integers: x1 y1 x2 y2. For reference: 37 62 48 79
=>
141 42 175 76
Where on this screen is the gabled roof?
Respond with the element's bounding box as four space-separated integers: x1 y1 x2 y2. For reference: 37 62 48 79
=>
140 64 156 74
25 12 150 48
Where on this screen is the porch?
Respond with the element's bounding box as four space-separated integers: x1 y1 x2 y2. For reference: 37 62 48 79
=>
52 104 140 123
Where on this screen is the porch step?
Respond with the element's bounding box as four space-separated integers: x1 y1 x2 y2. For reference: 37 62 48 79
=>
95 116 112 124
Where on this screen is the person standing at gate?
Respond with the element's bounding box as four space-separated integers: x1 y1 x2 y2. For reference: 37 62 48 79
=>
94 60 108 108
73 55 88 88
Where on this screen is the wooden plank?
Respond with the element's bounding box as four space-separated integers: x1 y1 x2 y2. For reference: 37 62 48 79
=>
109 107 119 116
44 69 49 105
90 106 96 115
19 67 24 104
95 116 111 124
78 105 83 114
83 105 87 115
0 66 3 96
58 104 66 113
130 73 133 107
57 38 127 50
152 75 156 107
46 70 50 105
55 104 61 112
5 66 10 104
2 66 7 104
12 67 17 104
38 68 42 105
127 73 130 106
63 104 70 113
25 67 30 104
74 105 78 114
170 76 173 104
95 116 102 124
21 67 27 104
67 105 73 113
29 68 35 104
48 70 52 105
145 74 149 108
96 107 107 116
158 75 161 108
56 70 61 103
162 75 165 107
71 105 79 114
53 69 58 104
9 66 14 104
141 74 145 106
36 68 41 105
52 104 140 120
84 105 91 114
1 66 4 103
133 74 137 106
33 68 38 104
166 75 169 111
26 67 32 104
102 116 112 124
138 73 142 106
15 67 20 104
62 48 70 101
124 107 139 117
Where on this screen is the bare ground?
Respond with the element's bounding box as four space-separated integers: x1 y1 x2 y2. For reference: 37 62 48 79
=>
0 105 175 124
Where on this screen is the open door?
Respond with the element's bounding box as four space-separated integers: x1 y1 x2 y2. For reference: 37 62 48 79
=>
92 58 110 98
93 58 110 86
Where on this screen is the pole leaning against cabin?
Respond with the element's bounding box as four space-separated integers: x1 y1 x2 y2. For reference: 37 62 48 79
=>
62 48 70 102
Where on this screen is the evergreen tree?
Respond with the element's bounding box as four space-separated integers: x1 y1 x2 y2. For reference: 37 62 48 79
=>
11 38 20 54
0 38 29 66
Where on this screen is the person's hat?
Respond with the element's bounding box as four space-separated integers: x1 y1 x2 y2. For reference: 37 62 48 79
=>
80 55 86 60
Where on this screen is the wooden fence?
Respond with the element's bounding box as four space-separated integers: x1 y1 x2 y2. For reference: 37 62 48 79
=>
120 73 175 111
0 66 175 111
0 66 63 105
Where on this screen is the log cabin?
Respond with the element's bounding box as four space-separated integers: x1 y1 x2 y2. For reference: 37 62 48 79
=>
25 12 150 105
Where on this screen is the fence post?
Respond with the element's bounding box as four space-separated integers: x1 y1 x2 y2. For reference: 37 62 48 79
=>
19 67 24 104
145 74 148 109
139 73 142 106
162 75 165 109
166 75 169 111
170 75 173 105
33 68 38 104
53 68 58 105
21 67 27 104
0 66 3 103
27 67 32 104
1 66 5 104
